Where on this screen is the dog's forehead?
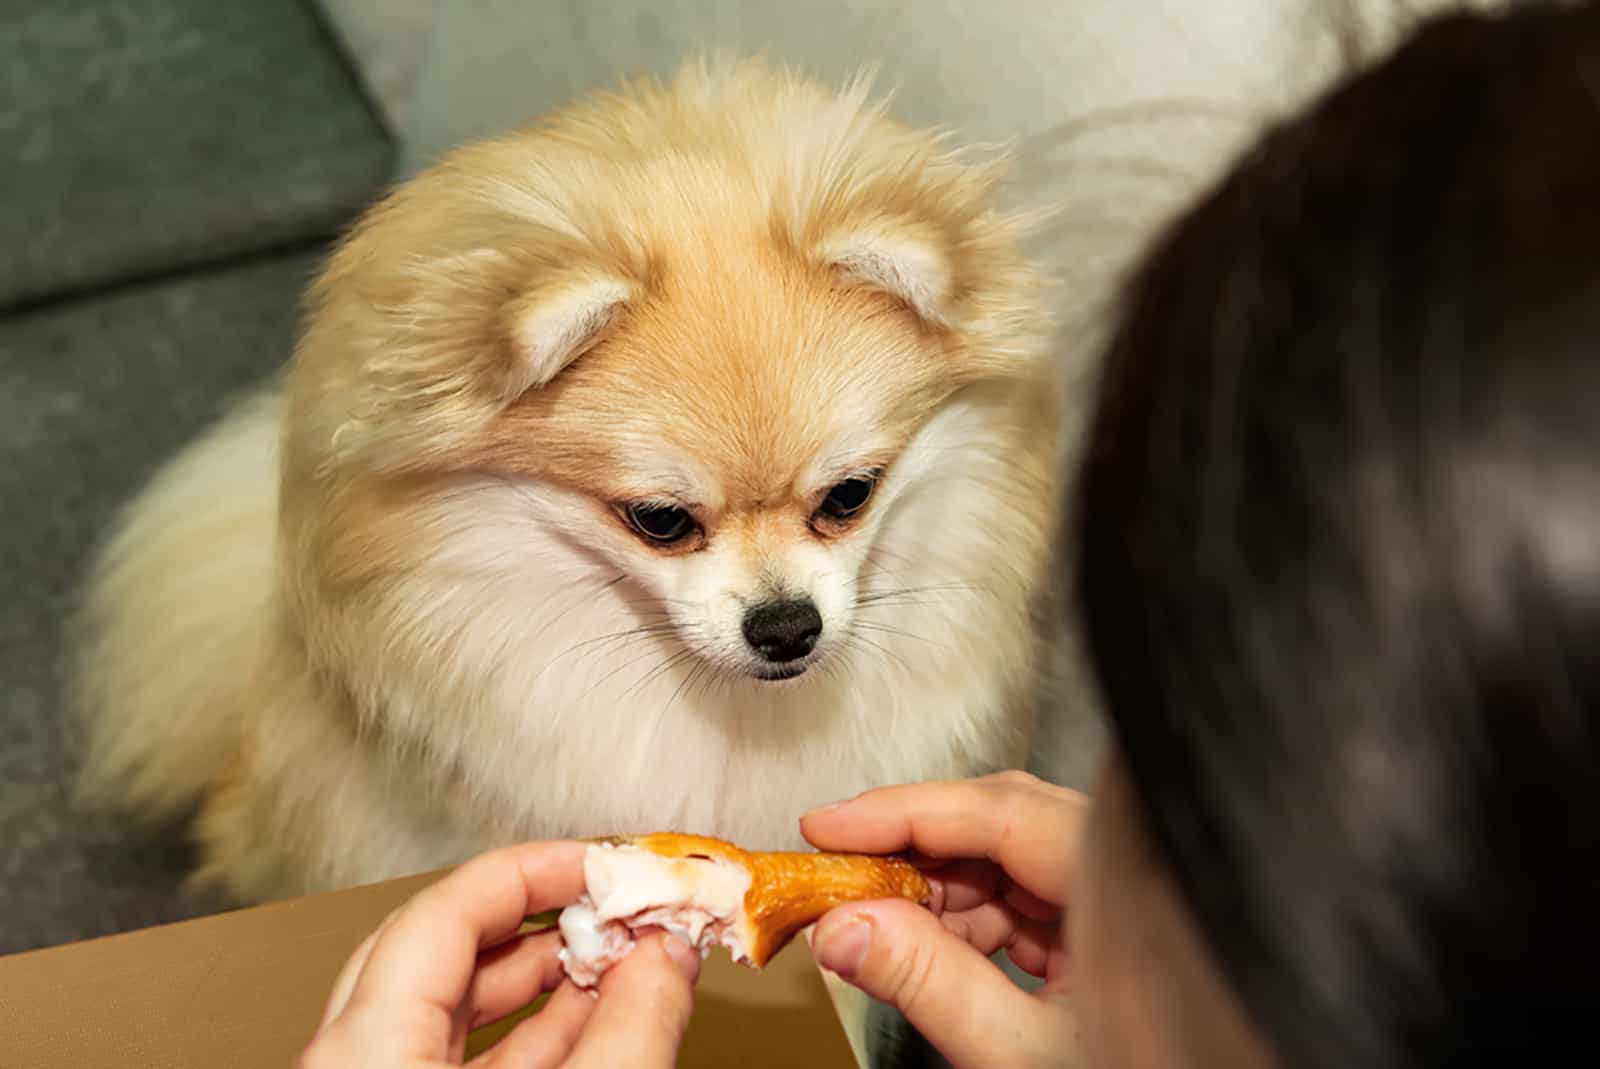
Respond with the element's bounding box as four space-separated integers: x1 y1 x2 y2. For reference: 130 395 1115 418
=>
604 369 898 510
602 266 938 506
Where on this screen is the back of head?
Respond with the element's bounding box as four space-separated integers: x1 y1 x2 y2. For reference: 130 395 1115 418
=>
1075 3 1600 1065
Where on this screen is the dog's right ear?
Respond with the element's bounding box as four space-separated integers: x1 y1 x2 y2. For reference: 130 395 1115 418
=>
817 221 953 328
501 273 634 399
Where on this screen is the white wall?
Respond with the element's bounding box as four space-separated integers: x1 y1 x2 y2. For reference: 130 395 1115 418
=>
317 0 438 132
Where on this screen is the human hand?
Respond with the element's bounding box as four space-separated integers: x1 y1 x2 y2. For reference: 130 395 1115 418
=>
801 771 1088 1069
300 841 701 1068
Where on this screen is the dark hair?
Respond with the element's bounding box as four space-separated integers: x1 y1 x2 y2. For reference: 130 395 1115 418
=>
1073 4 1600 1066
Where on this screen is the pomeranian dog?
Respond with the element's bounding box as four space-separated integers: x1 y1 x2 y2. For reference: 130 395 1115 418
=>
74 60 1062 903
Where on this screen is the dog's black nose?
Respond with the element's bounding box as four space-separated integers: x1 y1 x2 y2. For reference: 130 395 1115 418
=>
742 599 823 663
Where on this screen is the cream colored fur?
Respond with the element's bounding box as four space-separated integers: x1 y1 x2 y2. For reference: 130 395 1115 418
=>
74 61 1063 906
75 391 281 818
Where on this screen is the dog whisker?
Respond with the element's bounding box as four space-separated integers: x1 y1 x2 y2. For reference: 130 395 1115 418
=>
855 582 986 607
560 622 698 698
527 622 678 683
847 632 918 678
610 647 697 707
658 659 712 724
852 620 948 651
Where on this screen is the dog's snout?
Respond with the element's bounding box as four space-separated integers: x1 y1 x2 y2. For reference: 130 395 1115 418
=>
741 599 822 663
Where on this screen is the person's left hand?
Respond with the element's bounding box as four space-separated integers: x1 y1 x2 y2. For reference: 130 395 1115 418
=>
299 841 702 1068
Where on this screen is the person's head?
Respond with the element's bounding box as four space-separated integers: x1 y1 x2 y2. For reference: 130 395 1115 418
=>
1068 4 1600 1067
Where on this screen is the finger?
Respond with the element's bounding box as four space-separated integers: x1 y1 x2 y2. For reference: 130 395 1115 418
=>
471 981 597 1069
343 841 588 1026
801 772 1087 905
465 928 570 1030
1005 881 1061 924
1004 923 1067 980
812 898 1061 1068
939 899 1031 958
562 933 701 1068
926 858 1005 915
315 903 416 1032
924 859 1061 920
938 898 1061 977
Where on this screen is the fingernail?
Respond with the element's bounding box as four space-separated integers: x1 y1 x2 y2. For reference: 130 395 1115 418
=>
925 876 946 914
815 916 873 978
803 795 855 819
662 933 702 980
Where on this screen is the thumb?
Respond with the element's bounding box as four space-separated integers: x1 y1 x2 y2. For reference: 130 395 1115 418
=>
561 932 701 1068
812 900 1057 1069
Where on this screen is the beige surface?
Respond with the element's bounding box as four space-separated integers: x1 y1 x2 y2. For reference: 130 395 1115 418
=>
0 868 856 1068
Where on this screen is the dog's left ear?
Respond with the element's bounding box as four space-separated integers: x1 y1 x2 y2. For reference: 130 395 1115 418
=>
818 221 952 327
501 272 634 399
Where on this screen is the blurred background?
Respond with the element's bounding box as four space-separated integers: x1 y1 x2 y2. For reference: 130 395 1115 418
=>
0 0 1437 958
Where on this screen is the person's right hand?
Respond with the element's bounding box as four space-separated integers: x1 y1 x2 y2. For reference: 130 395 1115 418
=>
300 841 700 1069
800 771 1088 1069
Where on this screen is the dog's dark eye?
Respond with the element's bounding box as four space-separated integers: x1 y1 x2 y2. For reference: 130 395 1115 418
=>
623 503 695 544
818 474 878 522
